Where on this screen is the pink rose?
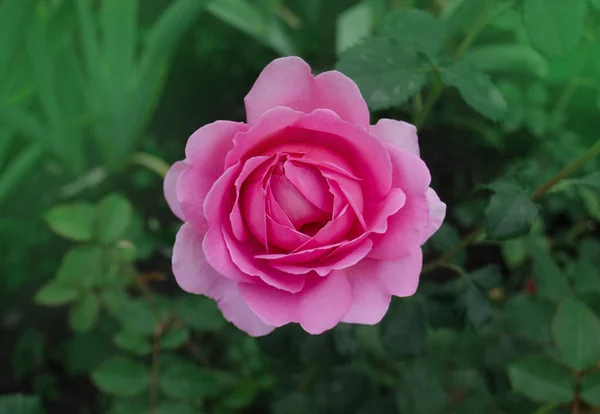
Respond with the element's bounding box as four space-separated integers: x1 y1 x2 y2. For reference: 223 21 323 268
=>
164 57 445 336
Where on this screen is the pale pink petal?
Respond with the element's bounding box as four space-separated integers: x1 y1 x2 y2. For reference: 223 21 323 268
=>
364 188 406 234
341 262 391 324
376 248 423 297
202 227 254 283
314 71 370 128
203 163 240 227
266 186 294 227
421 188 446 244
284 160 333 212
177 164 220 234
387 145 431 194
164 160 188 221
172 223 229 297
185 121 248 174
370 118 419 156
237 281 295 327
217 284 275 336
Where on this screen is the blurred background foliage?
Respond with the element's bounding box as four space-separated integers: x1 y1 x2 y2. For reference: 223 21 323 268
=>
1 0 600 413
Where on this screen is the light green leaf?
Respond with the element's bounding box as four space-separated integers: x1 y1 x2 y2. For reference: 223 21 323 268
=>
484 183 538 240
0 144 43 207
529 243 571 303
441 0 486 36
57 246 104 288
336 2 372 55
336 38 429 110
159 356 221 400
69 293 100 332
463 44 548 78
35 281 80 306
508 356 575 403
92 355 149 397
114 331 152 356
0 0 37 84
581 370 600 406
161 326 190 350
176 295 226 332
523 0 586 57
591 0 600 10
45 203 96 241
95 194 133 244
383 8 446 57
552 298 600 371
440 61 508 121
0 394 44 414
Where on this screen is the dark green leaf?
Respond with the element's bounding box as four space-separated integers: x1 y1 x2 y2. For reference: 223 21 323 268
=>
572 257 600 294
529 243 570 303
35 281 80 306
580 370 600 406
336 37 429 110
470 265 502 290
523 0 586 57
503 294 554 345
161 326 190 350
66 332 112 374
458 284 493 329
271 393 317 414
159 356 221 400
440 61 507 121
221 379 260 409
0 394 44 414
175 295 226 332
484 183 538 240
508 356 575 403
579 186 600 222
429 223 466 264
114 298 158 335
395 360 446 414
156 402 199 414
114 331 152 356
69 293 100 332
92 355 149 397
383 8 446 57
45 203 95 241
552 298 600 370
0 145 43 207
95 194 133 244
381 298 426 357
57 245 104 288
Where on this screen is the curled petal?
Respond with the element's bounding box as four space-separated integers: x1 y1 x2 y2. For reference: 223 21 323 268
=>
164 160 188 221
370 118 419 156
217 284 276 337
284 160 333 212
421 188 446 244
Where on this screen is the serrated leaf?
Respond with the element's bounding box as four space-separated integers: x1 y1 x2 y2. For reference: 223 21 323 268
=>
336 2 372 55
45 203 95 241
92 355 149 397
484 183 538 240
552 298 600 371
35 281 80 306
529 243 570 303
114 332 152 356
336 37 429 110
523 0 586 58
0 394 44 414
383 8 446 57
160 326 190 350
159 356 221 400
508 356 575 403
95 193 133 244
581 370 600 406
175 295 226 332
69 293 100 332
440 61 507 121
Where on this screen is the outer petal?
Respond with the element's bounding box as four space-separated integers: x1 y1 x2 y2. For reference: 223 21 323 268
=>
421 188 446 244
164 160 188 221
177 165 215 234
217 284 276 336
238 271 353 334
244 56 370 128
374 248 423 297
202 228 254 283
341 262 391 324
185 120 248 174
370 118 419 156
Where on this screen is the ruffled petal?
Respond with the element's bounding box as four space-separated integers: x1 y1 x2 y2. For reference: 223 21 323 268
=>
370 118 419 156
421 188 446 244
164 160 188 221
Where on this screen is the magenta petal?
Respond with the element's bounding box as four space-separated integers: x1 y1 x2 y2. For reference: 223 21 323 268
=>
164 160 188 221
270 173 329 229
314 70 370 128
266 215 311 251
238 281 295 327
217 284 276 336
172 223 229 297
284 161 333 212
341 262 391 324
203 163 240 227
185 120 248 174
296 271 352 334
295 205 353 251
202 227 254 282
365 188 406 234
421 188 446 244
241 179 268 246
370 118 419 156
376 248 423 297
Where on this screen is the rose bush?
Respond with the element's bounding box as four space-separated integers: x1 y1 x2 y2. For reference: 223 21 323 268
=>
164 56 445 336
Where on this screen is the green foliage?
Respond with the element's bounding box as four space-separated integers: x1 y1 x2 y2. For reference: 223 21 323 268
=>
0 394 44 414
484 183 539 240
45 203 96 241
508 356 575 403
92 355 150 397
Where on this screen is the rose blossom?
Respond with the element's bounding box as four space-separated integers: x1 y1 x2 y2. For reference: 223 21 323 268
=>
164 57 445 336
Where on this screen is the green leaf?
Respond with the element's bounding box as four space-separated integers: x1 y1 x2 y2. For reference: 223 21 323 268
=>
0 0 37 84
470 264 502 290
159 356 221 400
383 8 446 57
221 379 260 409
440 61 508 121
503 294 554 345
508 356 575 403
69 293 100 332
35 281 80 306
95 193 133 244
552 298 600 371
45 203 96 241
381 298 426 357
523 0 586 57
395 360 446 414
66 332 112 375
160 326 190 350
175 295 226 332
0 144 43 207
462 44 548 78
271 393 317 414
581 370 600 406
441 0 486 36
114 298 158 335
529 243 571 303
572 256 600 294
579 186 600 222
0 394 44 414
92 355 149 397
57 246 104 288
458 283 492 329
484 183 538 240
114 331 152 356
336 37 429 110
336 2 372 55
156 402 198 414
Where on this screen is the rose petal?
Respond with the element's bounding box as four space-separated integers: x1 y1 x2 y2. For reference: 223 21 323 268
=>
177 164 223 234
266 215 311 251
293 205 354 251
364 188 406 234
284 160 333 212
341 263 391 324
375 248 423 297
203 163 240 227
240 179 268 246
244 57 369 128
202 227 254 283
217 284 276 337
421 188 446 244
370 118 419 156
164 160 188 221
